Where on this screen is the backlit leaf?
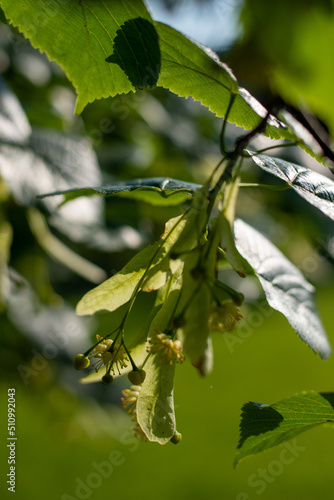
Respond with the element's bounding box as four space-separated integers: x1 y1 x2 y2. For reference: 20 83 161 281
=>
76 214 187 315
137 272 182 443
1 0 154 114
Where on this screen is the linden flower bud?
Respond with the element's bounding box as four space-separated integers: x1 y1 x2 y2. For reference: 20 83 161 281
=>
170 431 182 444
74 354 90 370
128 369 146 385
102 373 114 384
209 301 243 332
148 332 185 365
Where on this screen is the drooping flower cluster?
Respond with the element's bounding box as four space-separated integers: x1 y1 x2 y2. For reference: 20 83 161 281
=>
148 331 185 365
88 334 129 374
121 385 147 441
209 301 243 333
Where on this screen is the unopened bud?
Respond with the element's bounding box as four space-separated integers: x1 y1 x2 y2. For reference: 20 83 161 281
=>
102 373 114 384
128 369 146 385
170 431 182 444
74 354 90 370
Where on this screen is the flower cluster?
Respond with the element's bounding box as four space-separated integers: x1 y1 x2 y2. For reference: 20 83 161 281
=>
209 301 243 332
121 385 147 441
88 334 129 374
148 331 185 365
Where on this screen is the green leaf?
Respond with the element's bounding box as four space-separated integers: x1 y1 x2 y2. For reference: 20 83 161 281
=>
141 257 182 292
250 153 334 221
37 177 201 206
155 22 294 142
234 219 331 359
136 338 176 444
105 17 160 89
1 0 154 114
137 273 182 443
76 214 187 315
235 391 334 466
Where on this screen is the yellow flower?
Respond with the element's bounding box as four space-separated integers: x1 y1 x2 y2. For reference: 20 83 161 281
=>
88 334 128 374
148 332 185 365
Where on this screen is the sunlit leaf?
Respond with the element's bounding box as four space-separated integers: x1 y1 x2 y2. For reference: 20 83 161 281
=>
1 0 154 114
137 273 183 443
76 214 187 315
250 153 334 220
234 219 331 359
235 391 334 466
155 22 295 142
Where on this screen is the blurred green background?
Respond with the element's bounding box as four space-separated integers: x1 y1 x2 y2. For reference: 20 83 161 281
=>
1 1 334 499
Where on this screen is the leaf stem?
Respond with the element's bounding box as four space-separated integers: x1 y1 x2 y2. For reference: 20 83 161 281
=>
239 182 290 191
220 93 236 156
255 142 298 154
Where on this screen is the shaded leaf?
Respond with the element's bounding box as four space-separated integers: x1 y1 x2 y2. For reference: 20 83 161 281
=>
234 219 331 359
1 0 153 114
235 391 334 466
250 153 334 221
37 177 201 206
106 17 161 89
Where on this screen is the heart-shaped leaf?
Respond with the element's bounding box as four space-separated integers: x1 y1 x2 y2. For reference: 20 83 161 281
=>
1 0 155 113
235 391 334 466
